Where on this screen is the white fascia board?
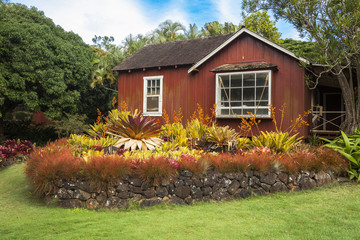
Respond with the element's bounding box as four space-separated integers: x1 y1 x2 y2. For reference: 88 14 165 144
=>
188 28 309 74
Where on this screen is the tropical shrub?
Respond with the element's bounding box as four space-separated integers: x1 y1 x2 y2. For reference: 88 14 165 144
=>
323 130 360 181
106 112 163 150
134 156 178 184
179 154 210 174
206 125 238 151
160 122 188 147
68 134 117 154
26 140 83 196
83 155 131 190
236 137 251 150
0 139 33 167
251 131 302 153
186 118 209 148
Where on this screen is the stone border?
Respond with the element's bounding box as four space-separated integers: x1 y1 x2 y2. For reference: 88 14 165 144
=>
51 169 346 209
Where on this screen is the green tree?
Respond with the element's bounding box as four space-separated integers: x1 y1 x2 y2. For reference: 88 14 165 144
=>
242 11 283 44
151 20 186 42
0 3 100 138
281 39 318 61
201 21 239 37
185 23 201 39
242 0 360 133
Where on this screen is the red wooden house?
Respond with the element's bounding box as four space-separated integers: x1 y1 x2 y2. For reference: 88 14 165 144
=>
113 27 343 138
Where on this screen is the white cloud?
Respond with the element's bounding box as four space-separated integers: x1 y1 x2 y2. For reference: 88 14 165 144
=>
210 0 242 24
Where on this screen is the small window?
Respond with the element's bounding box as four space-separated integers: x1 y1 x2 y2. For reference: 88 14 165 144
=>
143 76 163 116
216 70 271 117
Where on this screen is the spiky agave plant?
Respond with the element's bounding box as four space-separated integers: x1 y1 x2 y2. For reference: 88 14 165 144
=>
106 113 163 151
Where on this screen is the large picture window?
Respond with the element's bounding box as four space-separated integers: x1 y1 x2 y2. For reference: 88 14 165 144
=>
143 76 163 116
216 70 271 117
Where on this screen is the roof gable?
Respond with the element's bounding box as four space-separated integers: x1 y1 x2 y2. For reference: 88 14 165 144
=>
112 33 233 71
113 27 309 72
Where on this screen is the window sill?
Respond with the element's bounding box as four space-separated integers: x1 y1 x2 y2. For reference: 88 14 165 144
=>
143 113 162 117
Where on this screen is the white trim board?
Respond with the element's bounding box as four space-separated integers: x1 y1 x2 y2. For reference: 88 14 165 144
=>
188 27 309 73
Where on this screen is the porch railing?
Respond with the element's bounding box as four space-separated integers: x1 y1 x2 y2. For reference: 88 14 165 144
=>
311 106 346 134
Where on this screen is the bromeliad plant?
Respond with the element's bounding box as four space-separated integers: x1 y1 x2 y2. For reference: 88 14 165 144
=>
323 130 360 181
251 131 303 153
106 112 163 151
206 125 238 151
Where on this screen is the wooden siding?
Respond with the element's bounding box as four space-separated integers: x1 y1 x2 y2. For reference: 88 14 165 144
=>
117 33 310 137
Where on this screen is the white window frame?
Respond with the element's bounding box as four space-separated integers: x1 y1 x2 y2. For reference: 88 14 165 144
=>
215 70 272 118
143 75 163 116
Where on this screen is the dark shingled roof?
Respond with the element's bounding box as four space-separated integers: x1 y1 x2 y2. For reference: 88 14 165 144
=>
113 33 234 71
210 62 278 72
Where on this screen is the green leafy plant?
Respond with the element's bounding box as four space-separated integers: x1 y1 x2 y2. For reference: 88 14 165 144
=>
106 112 163 150
52 113 89 138
323 130 360 181
160 122 188 147
251 131 302 153
68 134 117 154
236 137 251 150
186 119 209 148
206 125 238 151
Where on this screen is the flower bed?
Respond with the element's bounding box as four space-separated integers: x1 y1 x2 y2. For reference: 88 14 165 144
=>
26 140 348 209
0 139 33 168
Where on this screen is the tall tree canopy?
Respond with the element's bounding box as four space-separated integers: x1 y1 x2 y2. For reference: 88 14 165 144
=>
242 11 283 44
0 2 111 137
242 0 360 133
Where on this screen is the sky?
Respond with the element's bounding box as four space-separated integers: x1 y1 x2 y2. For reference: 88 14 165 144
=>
10 0 302 45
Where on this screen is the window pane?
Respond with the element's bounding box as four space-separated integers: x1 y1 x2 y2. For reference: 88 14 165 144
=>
230 89 242 101
256 87 268 100
243 101 255 107
156 87 160 94
147 80 152 87
152 80 156 87
244 109 255 115
220 101 229 107
220 89 230 101
221 109 229 115
147 96 159 112
231 109 242 115
156 79 160 87
257 72 269 86
256 101 268 106
243 73 255 86
230 102 242 107
243 88 255 101
147 88 151 94
231 74 242 87
219 75 229 88
255 108 269 115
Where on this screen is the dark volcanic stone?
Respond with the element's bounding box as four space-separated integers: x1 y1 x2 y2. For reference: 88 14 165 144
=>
167 196 185 205
167 184 175 195
74 180 93 193
156 186 168 198
107 187 116 197
104 198 129 209
181 170 193 177
117 191 130 199
212 188 229 201
129 178 142 187
130 186 143 194
193 179 203 187
278 172 289 184
143 188 156 198
63 182 77 190
315 171 332 187
96 192 107 204
253 188 267 196
140 197 162 207
227 180 240 195
175 186 191 199
234 188 251 199
270 182 289 193
202 186 212 196
57 188 72 199
249 176 261 187
141 182 151 191
191 187 203 199
174 179 184 187
86 199 99 209
185 196 193 204
260 183 271 193
220 178 232 188
235 172 245 182
58 199 83 208
73 189 91 201
116 183 129 192
224 172 236 179
212 183 221 192
299 177 316 190
260 172 277 185
184 179 193 186
204 177 216 187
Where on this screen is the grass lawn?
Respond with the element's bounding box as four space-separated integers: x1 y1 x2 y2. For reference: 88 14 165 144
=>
1 164 360 240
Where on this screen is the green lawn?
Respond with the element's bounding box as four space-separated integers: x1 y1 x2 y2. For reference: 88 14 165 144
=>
1 164 359 240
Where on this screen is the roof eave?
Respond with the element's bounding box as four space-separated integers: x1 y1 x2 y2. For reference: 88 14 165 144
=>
187 28 309 74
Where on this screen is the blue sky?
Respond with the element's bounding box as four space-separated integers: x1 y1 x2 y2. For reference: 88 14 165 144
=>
10 0 302 45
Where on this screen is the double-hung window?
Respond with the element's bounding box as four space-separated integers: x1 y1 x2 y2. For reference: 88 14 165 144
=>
143 76 163 116
216 70 271 117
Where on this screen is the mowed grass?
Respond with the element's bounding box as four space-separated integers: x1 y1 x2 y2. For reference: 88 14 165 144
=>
1 164 360 240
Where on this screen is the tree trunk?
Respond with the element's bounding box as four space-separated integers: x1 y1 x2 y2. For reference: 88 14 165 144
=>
0 117 5 142
335 66 360 134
